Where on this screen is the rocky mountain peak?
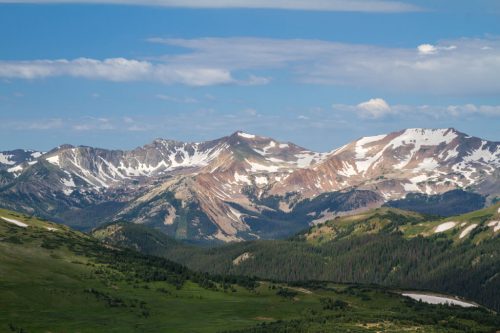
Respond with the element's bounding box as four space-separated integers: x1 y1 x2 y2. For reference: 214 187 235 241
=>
0 128 498 243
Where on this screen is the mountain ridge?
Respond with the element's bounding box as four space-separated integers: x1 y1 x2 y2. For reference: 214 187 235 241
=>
0 127 498 242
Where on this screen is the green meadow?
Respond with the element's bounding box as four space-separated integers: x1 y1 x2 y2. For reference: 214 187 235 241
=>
0 209 498 332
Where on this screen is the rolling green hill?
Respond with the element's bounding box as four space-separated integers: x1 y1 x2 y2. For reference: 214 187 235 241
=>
1 208 499 332
95 205 500 313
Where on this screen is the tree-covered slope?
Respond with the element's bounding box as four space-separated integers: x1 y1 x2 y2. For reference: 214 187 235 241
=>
95 205 500 312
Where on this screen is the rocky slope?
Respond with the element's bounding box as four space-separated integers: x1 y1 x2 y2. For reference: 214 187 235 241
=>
0 128 498 242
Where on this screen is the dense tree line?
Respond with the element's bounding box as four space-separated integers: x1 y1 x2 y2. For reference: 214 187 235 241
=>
107 224 499 312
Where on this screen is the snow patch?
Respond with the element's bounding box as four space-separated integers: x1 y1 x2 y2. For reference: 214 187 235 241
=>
403 182 420 192
415 158 439 171
487 220 500 232
254 141 276 156
459 224 478 239
228 207 244 222
410 175 429 183
63 176 76 194
233 252 253 265
0 153 15 165
391 128 457 169
402 293 477 308
46 155 60 166
338 161 357 177
435 222 456 233
254 176 268 186
294 152 326 168
1 217 28 228
238 132 255 139
355 135 387 158
234 172 251 185
246 160 280 173
7 165 24 173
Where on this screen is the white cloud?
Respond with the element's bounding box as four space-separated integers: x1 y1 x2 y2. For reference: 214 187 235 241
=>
0 58 152 81
155 67 233 85
417 44 438 55
0 57 234 86
333 100 500 119
72 117 115 131
417 43 457 55
357 98 393 118
446 104 500 116
0 0 422 12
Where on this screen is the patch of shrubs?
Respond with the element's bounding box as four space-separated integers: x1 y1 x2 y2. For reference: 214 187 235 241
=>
320 298 348 310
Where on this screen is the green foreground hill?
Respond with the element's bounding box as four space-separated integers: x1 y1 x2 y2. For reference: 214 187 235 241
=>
1 208 499 332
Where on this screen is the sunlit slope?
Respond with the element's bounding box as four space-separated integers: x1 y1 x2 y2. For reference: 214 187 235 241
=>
0 209 311 333
305 204 500 244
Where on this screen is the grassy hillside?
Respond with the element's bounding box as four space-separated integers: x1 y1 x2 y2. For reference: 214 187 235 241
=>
95 205 500 312
1 208 499 332
305 204 500 244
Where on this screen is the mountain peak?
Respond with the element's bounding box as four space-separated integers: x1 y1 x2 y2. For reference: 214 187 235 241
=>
230 131 258 140
400 127 459 136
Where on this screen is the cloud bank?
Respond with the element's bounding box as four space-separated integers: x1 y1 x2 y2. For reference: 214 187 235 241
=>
0 58 235 86
149 36 500 95
1 37 499 94
0 0 422 12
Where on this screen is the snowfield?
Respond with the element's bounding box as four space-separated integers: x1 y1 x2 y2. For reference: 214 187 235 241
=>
487 221 500 232
459 224 478 239
434 222 456 233
1 217 28 228
402 293 477 308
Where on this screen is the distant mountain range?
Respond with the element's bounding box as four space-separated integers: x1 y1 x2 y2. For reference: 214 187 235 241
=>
1 128 499 242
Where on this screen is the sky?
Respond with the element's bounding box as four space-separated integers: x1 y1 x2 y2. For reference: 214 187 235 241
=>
0 0 499 152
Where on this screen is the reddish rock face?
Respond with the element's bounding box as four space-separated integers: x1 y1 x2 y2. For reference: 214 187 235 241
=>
1 128 499 242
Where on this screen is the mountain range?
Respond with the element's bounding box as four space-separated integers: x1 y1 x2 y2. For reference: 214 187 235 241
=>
1 128 499 242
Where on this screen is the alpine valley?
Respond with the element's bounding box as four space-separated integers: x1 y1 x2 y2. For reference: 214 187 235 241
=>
0 128 499 243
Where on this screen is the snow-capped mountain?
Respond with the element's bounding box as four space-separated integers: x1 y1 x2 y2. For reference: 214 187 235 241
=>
35 131 323 191
0 128 498 242
0 149 43 174
271 128 500 200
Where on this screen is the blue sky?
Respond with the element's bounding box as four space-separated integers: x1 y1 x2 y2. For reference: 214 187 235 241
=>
0 1 499 152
